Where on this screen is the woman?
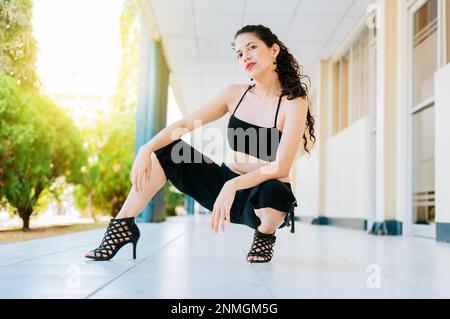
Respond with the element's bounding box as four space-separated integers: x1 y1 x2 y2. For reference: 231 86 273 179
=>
85 24 315 263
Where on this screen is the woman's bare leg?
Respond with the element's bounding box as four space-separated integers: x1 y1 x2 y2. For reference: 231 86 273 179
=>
115 152 167 218
85 152 167 257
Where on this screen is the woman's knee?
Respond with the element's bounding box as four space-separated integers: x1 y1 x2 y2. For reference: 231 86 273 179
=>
151 151 164 169
256 207 286 232
150 150 161 164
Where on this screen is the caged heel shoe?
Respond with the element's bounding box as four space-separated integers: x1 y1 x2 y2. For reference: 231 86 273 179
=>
85 216 140 261
246 228 277 263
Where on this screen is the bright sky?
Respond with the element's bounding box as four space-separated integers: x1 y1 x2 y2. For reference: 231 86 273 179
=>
32 0 182 126
32 0 124 94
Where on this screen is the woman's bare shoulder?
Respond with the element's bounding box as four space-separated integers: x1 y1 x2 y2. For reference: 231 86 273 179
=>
282 95 309 125
223 83 251 112
285 95 309 109
225 83 250 93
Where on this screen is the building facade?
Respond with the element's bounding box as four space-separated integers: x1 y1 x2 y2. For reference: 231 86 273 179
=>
293 0 450 242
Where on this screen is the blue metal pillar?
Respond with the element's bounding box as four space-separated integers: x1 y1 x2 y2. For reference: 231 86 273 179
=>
186 195 195 215
135 15 169 223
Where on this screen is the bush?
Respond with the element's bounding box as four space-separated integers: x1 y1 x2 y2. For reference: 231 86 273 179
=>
164 181 185 216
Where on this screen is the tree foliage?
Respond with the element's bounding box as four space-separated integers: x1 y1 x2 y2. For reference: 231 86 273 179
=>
0 0 39 89
73 0 140 218
74 110 135 218
114 0 140 114
0 73 86 230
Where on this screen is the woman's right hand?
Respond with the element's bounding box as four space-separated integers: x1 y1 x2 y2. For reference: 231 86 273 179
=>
130 146 152 194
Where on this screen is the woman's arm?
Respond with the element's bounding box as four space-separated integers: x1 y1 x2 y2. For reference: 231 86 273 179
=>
211 97 309 233
140 84 237 154
229 96 309 191
130 84 236 193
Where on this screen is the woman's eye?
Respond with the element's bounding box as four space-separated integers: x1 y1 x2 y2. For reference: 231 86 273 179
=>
236 46 255 59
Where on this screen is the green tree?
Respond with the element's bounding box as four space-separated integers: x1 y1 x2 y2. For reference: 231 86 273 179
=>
74 0 183 220
114 0 140 114
0 0 39 89
74 110 135 218
0 73 35 197
73 125 101 220
0 74 86 230
164 182 185 216
95 111 135 216
74 0 140 218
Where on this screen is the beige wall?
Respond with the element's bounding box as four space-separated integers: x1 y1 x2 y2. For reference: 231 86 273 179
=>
435 63 450 223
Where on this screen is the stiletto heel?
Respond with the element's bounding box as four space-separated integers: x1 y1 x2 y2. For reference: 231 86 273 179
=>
132 240 137 260
85 216 140 261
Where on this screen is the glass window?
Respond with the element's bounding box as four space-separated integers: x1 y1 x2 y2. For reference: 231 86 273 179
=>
412 0 438 106
350 30 370 124
410 0 437 227
332 29 373 134
332 62 340 134
351 40 361 123
340 56 349 130
368 35 377 132
412 106 435 225
361 33 370 118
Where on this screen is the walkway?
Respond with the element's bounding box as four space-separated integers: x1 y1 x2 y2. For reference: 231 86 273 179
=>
0 215 448 299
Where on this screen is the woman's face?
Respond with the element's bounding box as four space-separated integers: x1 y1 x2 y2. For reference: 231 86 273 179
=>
234 33 278 77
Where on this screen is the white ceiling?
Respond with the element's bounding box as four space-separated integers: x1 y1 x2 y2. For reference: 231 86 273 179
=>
140 0 372 115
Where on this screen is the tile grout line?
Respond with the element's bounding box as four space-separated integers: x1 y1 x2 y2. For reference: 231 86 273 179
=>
229 228 275 299
84 227 193 299
303 225 446 298
0 226 123 268
295 222 447 298
0 219 188 269
0 241 101 270
329 253 446 299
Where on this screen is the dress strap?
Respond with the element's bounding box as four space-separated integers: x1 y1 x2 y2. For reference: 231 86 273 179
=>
232 84 255 116
273 94 282 128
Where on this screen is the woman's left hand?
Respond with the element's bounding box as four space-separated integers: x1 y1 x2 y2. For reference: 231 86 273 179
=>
211 181 237 233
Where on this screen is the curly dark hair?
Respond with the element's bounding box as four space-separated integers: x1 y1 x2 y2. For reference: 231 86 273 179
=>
231 24 316 157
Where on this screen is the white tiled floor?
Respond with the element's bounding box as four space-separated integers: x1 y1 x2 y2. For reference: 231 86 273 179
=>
0 214 448 299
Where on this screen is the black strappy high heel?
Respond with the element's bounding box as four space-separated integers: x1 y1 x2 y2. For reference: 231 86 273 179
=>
246 229 277 263
85 217 140 261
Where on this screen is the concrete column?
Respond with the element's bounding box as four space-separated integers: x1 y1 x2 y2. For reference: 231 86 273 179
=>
317 60 332 220
370 0 401 234
135 15 169 223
